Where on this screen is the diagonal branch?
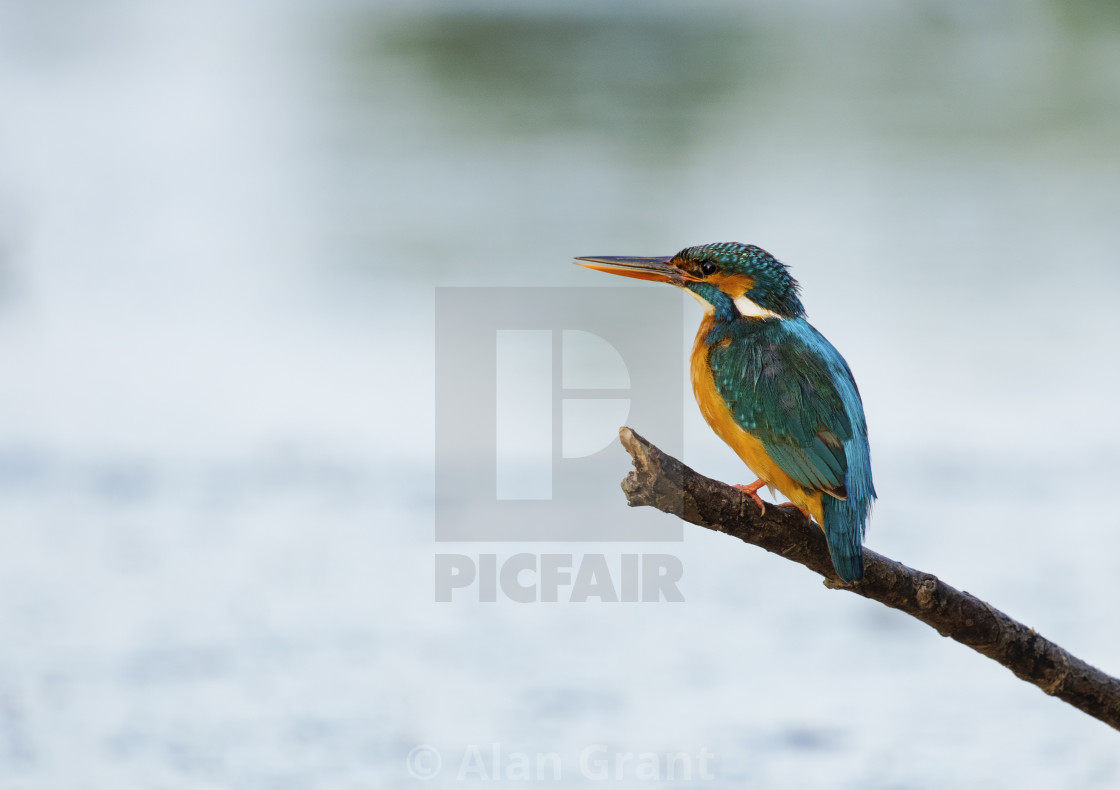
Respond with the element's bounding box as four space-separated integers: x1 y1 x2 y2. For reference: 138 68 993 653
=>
618 426 1120 732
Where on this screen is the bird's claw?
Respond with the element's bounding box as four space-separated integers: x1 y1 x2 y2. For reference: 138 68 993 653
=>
733 480 767 516
776 501 810 519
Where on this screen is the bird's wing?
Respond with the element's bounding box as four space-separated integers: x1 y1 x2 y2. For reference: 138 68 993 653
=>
710 320 854 498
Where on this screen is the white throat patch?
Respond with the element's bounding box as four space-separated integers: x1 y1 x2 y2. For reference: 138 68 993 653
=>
733 294 781 320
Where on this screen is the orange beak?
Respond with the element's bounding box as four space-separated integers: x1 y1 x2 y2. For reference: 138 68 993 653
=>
573 255 683 284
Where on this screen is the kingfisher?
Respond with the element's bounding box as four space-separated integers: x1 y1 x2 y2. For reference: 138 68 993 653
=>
575 242 876 581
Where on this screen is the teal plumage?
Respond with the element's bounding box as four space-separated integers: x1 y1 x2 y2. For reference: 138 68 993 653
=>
575 241 876 581
708 314 875 580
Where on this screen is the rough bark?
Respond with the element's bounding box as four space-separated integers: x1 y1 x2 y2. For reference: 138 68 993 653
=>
619 426 1120 732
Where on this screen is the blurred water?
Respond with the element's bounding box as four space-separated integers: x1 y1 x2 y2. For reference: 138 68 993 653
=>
1 0 1119 787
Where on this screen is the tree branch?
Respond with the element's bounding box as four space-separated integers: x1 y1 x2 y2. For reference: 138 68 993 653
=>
619 426 1120 732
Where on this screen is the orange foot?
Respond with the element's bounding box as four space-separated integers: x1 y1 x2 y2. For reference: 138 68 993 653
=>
733 479 768 516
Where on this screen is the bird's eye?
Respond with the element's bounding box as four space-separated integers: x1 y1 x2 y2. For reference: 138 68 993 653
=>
699 260 717 276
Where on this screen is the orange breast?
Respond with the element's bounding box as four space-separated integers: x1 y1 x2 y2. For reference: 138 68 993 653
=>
690 317 824 524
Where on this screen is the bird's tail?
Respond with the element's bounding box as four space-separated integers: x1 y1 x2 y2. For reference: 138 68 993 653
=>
821 495 869 581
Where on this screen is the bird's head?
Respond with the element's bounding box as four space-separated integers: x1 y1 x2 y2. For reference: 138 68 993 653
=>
575 242 804 321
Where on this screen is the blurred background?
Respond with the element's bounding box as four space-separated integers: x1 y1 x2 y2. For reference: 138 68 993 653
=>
1 0 1119 786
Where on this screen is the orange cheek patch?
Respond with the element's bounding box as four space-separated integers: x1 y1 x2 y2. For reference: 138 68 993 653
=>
710 273 755 298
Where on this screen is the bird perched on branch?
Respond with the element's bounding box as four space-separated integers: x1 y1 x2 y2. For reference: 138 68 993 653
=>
575 242 875 581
